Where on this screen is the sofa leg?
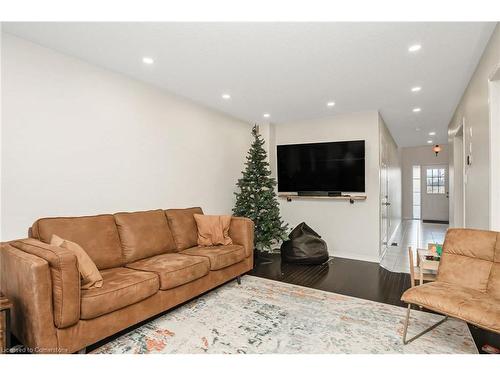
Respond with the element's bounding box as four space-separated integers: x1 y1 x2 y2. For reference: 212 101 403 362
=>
236 276 241 285
402 304 448 345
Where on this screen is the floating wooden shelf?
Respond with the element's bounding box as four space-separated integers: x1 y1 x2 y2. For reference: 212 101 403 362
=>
278 194 367 202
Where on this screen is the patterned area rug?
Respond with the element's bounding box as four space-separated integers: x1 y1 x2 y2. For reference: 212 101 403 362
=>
92 275 477 354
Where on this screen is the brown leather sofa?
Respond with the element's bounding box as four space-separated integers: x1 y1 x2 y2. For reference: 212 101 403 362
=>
401 228 500 343
0 207 254 353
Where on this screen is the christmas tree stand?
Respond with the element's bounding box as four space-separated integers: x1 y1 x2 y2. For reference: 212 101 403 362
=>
254 250 274 265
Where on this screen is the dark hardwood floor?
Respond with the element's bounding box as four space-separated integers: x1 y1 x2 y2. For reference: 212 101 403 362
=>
251 254 411 307
250 253 500 354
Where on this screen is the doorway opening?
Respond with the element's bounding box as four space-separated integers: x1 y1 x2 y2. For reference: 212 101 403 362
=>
421 164 449 223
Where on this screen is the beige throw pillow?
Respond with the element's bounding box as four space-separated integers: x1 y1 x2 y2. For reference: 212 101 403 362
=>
51 234 103 289
193 214 233 247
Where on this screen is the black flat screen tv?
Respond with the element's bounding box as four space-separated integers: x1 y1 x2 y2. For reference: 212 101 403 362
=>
277 140 365 193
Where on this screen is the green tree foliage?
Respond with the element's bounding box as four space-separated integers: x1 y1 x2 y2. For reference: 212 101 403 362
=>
233 125 288 252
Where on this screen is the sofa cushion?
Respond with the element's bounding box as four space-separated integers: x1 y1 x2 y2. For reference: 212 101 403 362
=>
126 253 209 290
181 245 246 270
114 210 177 263
80 267 159 319
32 214 123 270
402 281 500 333
165 207 203 251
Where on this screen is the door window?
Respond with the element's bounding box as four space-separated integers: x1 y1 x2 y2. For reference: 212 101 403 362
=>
412 165 421 219
426 168 446 194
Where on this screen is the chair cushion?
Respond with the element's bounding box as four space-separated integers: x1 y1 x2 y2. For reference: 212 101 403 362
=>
80 267 159 319
401 281 500 333
126 253 209 290
165 207 203 251
437 253 492 292
437 228 496 292
32 214 123 269
181 245 246 270
443 228 497 261
114 209 177 263
487 263 500 300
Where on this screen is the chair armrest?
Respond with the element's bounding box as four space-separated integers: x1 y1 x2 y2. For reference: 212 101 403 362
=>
9 239 80 329
0 242 59 351
229 217 254 258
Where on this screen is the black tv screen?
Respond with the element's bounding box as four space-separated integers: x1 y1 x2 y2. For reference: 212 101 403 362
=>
277 140 365 193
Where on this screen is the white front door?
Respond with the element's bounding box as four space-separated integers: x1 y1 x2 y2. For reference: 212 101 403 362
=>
421 165 449 222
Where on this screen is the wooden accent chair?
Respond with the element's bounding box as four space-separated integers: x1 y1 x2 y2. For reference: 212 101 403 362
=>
408 246 436 287
401 228 500 344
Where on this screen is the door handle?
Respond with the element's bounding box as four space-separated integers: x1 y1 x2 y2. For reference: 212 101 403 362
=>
383 202 391 206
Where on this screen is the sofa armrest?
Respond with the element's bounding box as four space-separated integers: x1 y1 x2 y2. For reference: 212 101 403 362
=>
9 239 80 329
0 242 59 351
229 217 254 258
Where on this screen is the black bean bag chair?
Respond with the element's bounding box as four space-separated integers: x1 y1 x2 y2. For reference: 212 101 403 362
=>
280 222 329 265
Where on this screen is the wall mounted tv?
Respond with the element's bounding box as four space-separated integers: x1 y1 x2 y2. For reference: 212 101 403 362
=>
277 140 365 193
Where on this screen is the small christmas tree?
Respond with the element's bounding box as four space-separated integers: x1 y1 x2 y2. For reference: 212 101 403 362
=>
233 125 288 252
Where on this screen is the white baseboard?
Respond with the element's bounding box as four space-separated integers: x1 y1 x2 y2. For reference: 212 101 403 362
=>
331 251 380 264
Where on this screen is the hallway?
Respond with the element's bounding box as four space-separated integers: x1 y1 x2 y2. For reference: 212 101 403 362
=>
380 219 448 273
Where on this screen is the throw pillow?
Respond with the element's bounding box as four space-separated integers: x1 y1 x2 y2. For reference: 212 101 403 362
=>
51 234 103 289
193 214 233 247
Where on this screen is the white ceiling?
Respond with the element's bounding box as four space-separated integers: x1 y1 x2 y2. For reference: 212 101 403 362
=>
3 22 496 147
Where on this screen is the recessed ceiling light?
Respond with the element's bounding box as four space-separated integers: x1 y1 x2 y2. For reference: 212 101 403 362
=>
142 57 154 64
408 44 422 52
411 86 422 92
263 113 270 118
221 93 231 100
429 131 436 136
327 101 335 107
427 140 433 144
413 107 422 113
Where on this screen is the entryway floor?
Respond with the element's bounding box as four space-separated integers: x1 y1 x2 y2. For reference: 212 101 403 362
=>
380 219 448 273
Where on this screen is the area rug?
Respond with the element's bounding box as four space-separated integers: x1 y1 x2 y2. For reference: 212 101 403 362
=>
92 275 477 354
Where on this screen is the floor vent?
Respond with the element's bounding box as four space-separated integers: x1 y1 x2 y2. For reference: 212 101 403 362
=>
423 220 449 224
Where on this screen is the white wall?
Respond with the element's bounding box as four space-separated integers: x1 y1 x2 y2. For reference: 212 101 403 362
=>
0 26 3 241
450 130 465 227
401 145 449 220
379 114 402 248
1 34 252 240
489 78 500 231
448 24 500 230
270 111 382 263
